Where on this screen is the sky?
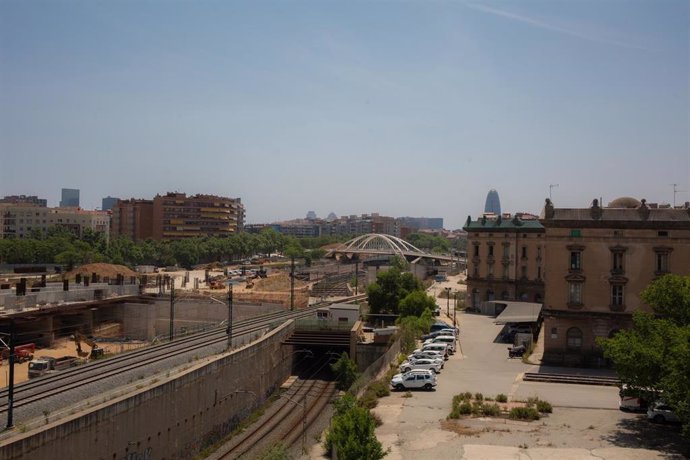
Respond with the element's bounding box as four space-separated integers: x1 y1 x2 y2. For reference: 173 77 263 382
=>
1 0 688 229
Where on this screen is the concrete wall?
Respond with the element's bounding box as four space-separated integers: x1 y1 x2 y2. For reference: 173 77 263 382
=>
0 284 139 309
0 321 296 460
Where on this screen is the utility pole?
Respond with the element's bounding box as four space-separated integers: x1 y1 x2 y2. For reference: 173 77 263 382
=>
445 287 451 317
227 283 233 349
671 184 686 208
169 281 175 342
290 256 295 311
354 260 359 295
549 184 559 201
6 319 15 429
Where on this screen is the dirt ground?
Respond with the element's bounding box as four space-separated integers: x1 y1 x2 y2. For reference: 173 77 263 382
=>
0 338 148 387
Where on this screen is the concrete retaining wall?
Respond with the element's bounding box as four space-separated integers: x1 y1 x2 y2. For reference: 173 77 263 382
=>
0 321 296 460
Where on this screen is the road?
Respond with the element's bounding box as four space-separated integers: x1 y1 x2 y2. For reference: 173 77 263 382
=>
366 293 689 460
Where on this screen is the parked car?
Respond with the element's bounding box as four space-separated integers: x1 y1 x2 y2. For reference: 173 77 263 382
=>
409 350 445 361
430 322 453 333
390 369 437 391
438 327 459 336
419 343 451 358
647 402 680 424
424 335 456 353
421 331 446 341
399 358 442 374
406 354 444 369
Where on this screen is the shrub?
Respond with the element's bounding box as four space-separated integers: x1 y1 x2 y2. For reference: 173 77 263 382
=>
474 392 484 402
481 403 501 417
448 407 461 419
369 381 390 398
525 397 539 408
496 394 508 403
471 402 483 415
536 400 553 414
509 407 540 421
462 391 473 400
458 402 472 415
257 443 291 460
359 391 379 410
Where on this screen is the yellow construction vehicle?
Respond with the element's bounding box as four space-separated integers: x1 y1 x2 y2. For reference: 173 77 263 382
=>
72 332 105 359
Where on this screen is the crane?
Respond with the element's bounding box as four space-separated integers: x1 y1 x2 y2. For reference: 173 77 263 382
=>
71 332 105 359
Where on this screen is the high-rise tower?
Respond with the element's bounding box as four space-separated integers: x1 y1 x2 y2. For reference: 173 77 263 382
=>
484 189 501 215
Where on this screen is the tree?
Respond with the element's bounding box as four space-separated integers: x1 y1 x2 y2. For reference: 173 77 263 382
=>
398 291 436 318
325 394 386 460
641 274 690 326
367 267 424 314
600 274 690 435
331 352 358 391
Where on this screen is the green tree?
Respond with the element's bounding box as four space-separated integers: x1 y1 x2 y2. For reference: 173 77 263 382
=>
366 267 424 314
331 352 359 391
325 394 386 460
641 274 690 326
600 274 690 435
398 291 436 318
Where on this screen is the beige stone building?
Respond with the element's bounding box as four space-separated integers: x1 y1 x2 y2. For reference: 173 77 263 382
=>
463 215 545 308
0 204 110 240
540 197 690 366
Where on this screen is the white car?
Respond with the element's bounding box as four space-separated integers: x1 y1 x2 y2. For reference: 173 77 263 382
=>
424 335 456 354
390 369 437 391
399 358 442 374
647 402 680 424
409 350 445 361
407 354 444 369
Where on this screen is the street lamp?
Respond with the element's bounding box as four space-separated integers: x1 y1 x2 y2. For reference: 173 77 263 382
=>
444 287 451 317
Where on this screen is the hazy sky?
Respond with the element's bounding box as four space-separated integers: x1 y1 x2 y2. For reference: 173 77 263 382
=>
1 1 688 229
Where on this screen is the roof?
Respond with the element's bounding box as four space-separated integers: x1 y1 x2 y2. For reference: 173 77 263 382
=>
463 216 544 232
493 301 543 324
328 303 360 311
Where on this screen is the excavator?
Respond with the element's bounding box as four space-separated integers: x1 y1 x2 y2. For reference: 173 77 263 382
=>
71 332 105 359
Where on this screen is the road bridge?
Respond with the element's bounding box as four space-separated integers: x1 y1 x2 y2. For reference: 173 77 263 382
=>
326 233 463 264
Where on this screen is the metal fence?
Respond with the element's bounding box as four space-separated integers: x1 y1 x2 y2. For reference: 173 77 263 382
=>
350 338 401 396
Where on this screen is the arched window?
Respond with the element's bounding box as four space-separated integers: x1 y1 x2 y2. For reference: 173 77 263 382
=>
566 327 583 349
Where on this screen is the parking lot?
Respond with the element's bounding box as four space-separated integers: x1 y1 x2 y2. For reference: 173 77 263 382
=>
372 310 690 459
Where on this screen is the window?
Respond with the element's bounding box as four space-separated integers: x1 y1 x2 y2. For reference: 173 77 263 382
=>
521 246 527 258
503 244 510 258
654 247 672 274
656 253 668 273
473 264 479 277
550 327 558 339
612 252 624 272
521 265 527 278
473 245 479 257
488 245 494 257
570 229 581 237
611 285 624 307
487 263 494 277
537 267 542 279
537 246 542 259
566 327 583 349
568 282 582 305
502 265 509 279
570 251 581 270
657 231 668 237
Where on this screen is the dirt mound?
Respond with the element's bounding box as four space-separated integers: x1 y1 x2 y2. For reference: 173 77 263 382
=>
67 263 138 279
253 272 308 292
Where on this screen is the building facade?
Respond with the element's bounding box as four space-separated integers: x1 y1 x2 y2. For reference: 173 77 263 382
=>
540 197 690 367
0 204 110 240
151 193 244 240
463 214 545 309
60 188 80 208
0 195 47 207
101 196 120 211
111 199 154 242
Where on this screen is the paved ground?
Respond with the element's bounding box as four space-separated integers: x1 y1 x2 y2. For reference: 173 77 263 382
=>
370 306 689 459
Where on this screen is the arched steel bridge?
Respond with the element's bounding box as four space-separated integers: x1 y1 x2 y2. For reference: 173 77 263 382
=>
326 233 457 263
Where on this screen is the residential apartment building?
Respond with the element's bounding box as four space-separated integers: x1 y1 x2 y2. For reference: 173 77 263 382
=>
111 199 154 242
463 214 545 308
152 193 244 240
0 195 48 207
0 204 110 240
540 197 690 367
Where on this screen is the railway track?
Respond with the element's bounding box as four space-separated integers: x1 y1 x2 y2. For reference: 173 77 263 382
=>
216 355 339 459
0 304 325 416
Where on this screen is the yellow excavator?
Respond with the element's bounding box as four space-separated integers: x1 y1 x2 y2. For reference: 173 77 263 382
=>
72 332 105 359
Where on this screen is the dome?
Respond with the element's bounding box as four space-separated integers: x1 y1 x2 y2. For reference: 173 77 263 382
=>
607 197 641 208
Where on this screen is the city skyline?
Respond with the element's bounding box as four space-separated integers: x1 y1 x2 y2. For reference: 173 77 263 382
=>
1 1 688 229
